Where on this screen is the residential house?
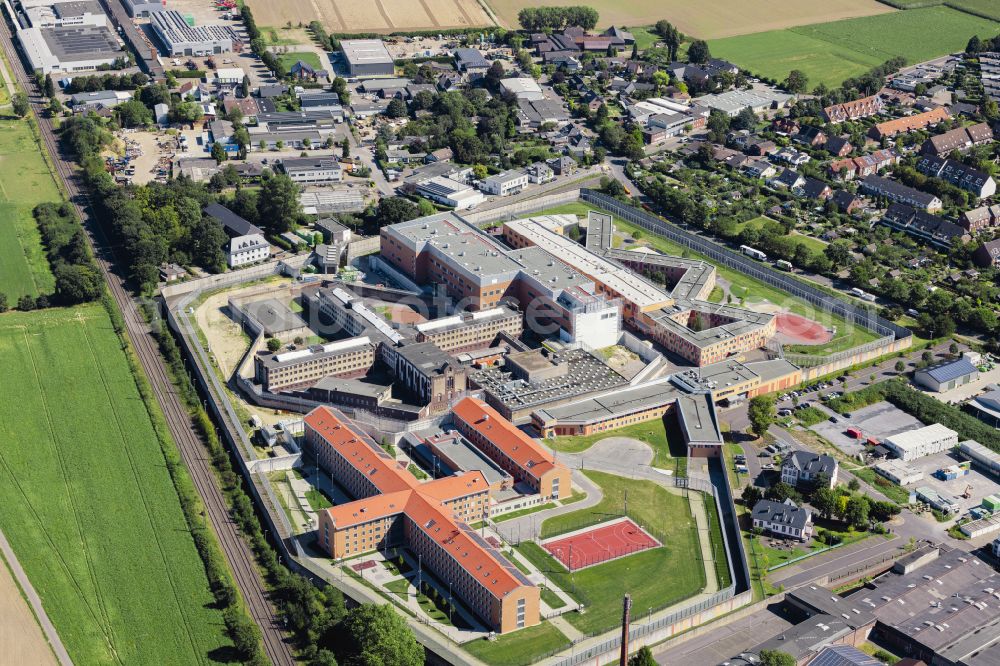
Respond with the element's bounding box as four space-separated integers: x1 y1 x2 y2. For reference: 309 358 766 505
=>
425 147 453 164
829 149 898 180
601 26 634 44
770 169 805 190
960 204 1000 233
974 239 1000 268
752 499 813 541
526 162 554 184
879 203 969 249
547 156 574 176
797 177 833 200
868 107 950 139
781 451 838 488
920 122 993 156
915 155 996 198
860 175 942 212
453 48 490 79
795 126 827 147
743 159 776 179
203 203 271 268
825 136 853 157
823 94 883 122
831 190 862 214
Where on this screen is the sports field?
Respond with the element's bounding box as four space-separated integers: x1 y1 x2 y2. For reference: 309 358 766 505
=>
246 0 493 34
711 6 1000 87
517 471 706 634
0 306 231 664
0 116 59 300
486 0 892 36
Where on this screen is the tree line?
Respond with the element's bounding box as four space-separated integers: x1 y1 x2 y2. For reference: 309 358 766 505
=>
517 6 598 31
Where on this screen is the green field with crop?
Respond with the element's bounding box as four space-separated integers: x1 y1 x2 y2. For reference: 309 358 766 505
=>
711 6 1000 87
0 116 60 300
0 306 231 665
948 0 1000 21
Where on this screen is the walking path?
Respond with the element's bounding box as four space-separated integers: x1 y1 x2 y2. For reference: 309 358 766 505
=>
0 528 72 666
687 490 720 595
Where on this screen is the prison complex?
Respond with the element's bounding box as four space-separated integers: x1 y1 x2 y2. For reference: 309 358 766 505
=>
306 402 558 633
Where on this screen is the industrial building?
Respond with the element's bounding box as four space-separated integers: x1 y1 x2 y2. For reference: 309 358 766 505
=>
18 23 122 74
883 423 958 461
874 460 923 486
958 439 1000 477
913 355 979 392
338 39 394 77
150 10 241 56
279 157 343 184
415 176 485 210
305 406 540 634
122 0 164 17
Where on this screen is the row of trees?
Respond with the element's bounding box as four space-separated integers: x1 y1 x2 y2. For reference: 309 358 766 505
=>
62 72 149 94
517 6 598 31
33 202 105 305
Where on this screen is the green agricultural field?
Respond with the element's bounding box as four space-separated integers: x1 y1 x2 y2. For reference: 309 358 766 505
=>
711 6 1000 87
0 116 60 300
948 0 1000 21
0 306 231 665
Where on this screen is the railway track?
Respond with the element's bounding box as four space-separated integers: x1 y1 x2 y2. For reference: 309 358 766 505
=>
0 20 296 666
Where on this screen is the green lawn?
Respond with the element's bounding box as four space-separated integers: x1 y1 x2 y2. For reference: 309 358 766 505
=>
529 471 706 632
630 26 660 50
306 487 333 510
540 585 566 609
710 6 1000 87
463 621 570 666
0 116 61 299
851 467 913 505
278 51 323 73
548 419 685 473
949 0 1000 20
796 405 829 426
0 306 231 664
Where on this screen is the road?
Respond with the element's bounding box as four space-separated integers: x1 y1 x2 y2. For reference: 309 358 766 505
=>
0 20 296 666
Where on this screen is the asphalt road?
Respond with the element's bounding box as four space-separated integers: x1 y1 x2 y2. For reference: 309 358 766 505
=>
0 20 296 666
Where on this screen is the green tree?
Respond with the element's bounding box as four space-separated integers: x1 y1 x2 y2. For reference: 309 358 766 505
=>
654 20 681 61
342 604 423 666
11 93 29 118
341 136 350 159
783 69 808 93
386 98 407 118
687 40 710 64
765 482 797 503
845 495 870 528
257 173 302 233
0 293 6 312
267 337 282 352
747 394 776 438
894 360 905 373
741 484 763 507
374 196 420 227
628 646 657 666
812 486 838 520
760 649 796 666
211 141 228 164
54 264 103 304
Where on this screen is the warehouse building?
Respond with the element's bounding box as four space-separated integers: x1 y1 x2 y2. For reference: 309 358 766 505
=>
279 156 342 184
19 23 122 73
151 10 241 56
958 439 1000 477
874 459 923 486
339 39 394 77
306 406 540 634
883 423 958 461
415 176 485 210
913 355 979 392
122 0 164 17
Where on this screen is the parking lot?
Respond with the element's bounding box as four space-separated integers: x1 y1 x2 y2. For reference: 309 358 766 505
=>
810 401 924 459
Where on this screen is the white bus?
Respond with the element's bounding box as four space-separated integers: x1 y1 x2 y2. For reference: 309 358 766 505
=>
740 245 767 261
775 259 793 271
850 287 877 302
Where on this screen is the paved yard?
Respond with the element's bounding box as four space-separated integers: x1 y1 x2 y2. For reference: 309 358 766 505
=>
810 401 923 458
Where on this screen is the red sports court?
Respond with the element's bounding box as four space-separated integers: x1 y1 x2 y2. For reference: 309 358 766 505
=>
542 519 659 571
775 312 833 345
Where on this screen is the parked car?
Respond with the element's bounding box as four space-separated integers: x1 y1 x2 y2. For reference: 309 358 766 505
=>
828 415 838 423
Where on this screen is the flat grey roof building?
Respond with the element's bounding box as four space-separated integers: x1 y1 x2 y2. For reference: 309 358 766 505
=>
20 24 121 73
150 10 240 56
339 39 394 77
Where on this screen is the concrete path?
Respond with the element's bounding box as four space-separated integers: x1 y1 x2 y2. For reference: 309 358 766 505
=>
687 490 720 595
0 528 73 666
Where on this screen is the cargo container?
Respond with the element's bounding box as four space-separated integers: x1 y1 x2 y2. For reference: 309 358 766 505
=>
982 494 1000 512
847 427 862 439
